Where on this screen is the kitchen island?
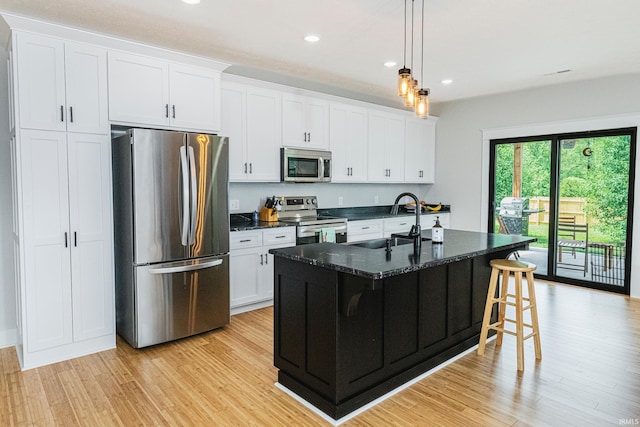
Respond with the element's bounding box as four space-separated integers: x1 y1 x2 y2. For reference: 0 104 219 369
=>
270 229 535 420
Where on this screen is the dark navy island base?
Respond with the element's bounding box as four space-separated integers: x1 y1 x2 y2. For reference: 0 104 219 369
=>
270 229 535 420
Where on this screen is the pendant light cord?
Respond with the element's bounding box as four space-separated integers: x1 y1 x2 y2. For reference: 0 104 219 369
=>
410 0 414 72
420 0 424 83
403 0 407 67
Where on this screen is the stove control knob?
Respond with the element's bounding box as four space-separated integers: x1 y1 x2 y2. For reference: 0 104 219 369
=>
310 198 317 205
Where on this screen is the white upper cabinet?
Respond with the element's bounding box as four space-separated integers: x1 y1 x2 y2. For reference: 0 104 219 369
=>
108 51 221 132
367 111 405 182
16 33 108 134
404 117 437 183
168 63 221 131
282 94 329 149
330 103 368 182
221 81 281 182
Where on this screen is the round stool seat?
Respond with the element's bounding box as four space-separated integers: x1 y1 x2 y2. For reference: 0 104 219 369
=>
489 259 537 273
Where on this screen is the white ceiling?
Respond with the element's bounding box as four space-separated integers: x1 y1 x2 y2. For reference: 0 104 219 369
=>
2 0 640 107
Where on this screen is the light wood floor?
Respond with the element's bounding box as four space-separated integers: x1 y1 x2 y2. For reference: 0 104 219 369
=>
2 280 639 426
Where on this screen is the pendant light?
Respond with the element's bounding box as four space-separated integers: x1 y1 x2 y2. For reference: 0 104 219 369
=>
397 0 412 97
414 0 430 118
404 0 417 107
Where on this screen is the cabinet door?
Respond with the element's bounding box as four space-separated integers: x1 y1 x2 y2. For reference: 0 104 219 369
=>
383 216 416 237
282 94 305 147
107 51 169 126
64 42 109 134
16 33 66 131
169 64 221 132
330 104 367 182
405 118 436 183
67 133 114 342
305 97 329 149
229 247 263 308
246 87 281 181
20 130 73 352
282 94 328 149
221 83 248 181
384 114 405 182
367 113 387 181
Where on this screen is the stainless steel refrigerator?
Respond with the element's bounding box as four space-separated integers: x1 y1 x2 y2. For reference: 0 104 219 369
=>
112 128 230 348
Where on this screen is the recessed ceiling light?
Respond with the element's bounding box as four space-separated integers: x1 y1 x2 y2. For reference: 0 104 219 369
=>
304 35 320 43
181 0 200 4
384 61 397 68
441 79 453 85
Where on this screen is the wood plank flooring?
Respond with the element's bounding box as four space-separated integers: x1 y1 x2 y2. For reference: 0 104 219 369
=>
1 280 639 426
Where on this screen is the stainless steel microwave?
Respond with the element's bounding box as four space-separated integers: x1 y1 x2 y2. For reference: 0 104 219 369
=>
281 147 331 183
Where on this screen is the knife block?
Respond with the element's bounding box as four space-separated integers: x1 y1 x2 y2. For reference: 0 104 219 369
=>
259 206 279 222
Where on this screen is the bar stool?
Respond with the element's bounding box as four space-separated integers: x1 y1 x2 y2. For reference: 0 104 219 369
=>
477 259 541 371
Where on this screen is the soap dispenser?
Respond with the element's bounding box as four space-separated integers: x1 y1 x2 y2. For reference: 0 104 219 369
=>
432 216 444 244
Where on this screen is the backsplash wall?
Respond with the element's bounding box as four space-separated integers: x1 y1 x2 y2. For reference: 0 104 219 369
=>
229 182 434 213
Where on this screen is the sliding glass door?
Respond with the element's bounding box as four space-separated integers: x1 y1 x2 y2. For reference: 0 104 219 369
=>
489 128 636 294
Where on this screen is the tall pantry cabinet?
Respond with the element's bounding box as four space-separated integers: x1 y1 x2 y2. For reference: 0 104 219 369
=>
8 31 115 369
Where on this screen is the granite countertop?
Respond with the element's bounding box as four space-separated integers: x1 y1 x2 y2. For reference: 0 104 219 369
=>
269 229 535 280
319 205 451 221
230 213 294 232
230 204 452 232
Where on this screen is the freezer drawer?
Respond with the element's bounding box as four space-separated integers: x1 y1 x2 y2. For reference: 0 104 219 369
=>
131 255 230 348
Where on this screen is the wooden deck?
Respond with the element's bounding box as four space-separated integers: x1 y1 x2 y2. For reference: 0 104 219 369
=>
1 280 639 426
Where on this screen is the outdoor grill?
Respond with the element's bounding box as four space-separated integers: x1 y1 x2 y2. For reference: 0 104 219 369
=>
499 197 530 235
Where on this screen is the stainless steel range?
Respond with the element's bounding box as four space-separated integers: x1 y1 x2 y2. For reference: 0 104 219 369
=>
276 196 347 244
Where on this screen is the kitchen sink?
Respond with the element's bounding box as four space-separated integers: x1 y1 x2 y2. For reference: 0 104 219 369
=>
350 236 429 249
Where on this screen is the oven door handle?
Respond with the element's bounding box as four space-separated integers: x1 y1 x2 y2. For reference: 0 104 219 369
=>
297 223 347 237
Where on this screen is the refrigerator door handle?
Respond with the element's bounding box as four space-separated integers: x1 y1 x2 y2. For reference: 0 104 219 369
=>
188 146 198 245
148 258 224 274
180 146 190 246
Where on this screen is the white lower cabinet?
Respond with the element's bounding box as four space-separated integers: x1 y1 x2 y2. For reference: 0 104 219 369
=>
422 213 450 229
347 219 383 242
14 129 114 369
230 227 295 312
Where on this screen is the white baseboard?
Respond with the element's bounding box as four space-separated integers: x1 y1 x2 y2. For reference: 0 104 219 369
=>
0 328 16 348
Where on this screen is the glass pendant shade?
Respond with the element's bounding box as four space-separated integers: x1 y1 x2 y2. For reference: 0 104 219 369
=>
397 68 412 97
414 88 430 118
404 79 418 107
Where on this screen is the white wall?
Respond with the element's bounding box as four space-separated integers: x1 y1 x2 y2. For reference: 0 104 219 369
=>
230 182 430 213
430 72 640 298
0 45 16 347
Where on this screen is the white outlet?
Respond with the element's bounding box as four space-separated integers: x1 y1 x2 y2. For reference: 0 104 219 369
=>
338 196 344 206
374 195 379 204
230 199 240 211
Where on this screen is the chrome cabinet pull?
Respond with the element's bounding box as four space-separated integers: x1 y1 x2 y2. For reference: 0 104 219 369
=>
264 253 268 264
165 104 169 118
74 231 77 247
172 105 176 119
60 105 64 122
239 239 251 243
260 254 264 265
249 163 253 173
69 106 73 123
64 232 68 247
362 226 370 230
244 163 247 173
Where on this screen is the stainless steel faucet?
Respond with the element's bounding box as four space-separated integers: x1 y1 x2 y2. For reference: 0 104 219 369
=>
391 192 421 240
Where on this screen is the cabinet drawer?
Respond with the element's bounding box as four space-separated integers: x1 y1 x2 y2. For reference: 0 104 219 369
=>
230 230 262 249
348 219 383 235
263 227 296 246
